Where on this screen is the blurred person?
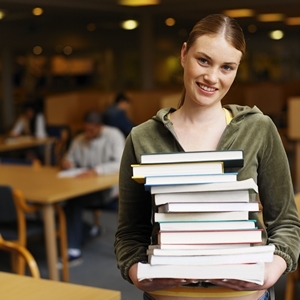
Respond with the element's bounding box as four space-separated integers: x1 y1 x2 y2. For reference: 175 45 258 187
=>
103 92 135 137
7 101 47 163
61 110 125 265
9 101 47 139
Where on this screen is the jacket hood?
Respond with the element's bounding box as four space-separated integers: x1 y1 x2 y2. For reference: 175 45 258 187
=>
152 105 264 125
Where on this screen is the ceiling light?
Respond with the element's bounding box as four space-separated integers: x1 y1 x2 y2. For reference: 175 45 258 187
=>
121 19 139 30
33 46 42 55
257 13 285 22
32 7 43 16
119 0 159 6
0 10 6 19
286 17 300 25
165 18 175 27
223 9 255 18
269 30 284 40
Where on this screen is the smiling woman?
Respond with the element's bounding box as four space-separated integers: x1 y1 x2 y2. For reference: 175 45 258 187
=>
114 13 300 300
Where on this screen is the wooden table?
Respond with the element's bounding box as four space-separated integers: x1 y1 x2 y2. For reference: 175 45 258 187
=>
0 271 121 300
0 136 55 165
0 165 119 281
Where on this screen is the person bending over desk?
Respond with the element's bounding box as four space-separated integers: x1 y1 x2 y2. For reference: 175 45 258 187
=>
61 110 125 265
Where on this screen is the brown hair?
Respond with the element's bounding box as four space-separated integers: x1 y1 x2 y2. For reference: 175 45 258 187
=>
178 14 246 107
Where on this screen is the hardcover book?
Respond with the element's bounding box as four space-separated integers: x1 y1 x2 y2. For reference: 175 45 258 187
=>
157 201 260 213
137 262 265 284
157 229 263 245
140 150 244 168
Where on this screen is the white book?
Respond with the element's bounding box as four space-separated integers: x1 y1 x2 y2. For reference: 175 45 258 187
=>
150 178 258 194
158 220 256 231
154 211 250 222
157 202 260 213
147 244 274 257
154 190 256 206
157 229 263 245
137 262 265 285
147 243 251 251
131 161 224 177
148 249 274 265
143 172 238 186
140 150 244 168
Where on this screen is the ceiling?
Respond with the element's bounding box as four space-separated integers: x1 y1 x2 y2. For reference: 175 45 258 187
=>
0 0 299 53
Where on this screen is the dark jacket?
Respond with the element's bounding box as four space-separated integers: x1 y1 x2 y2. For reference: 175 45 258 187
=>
115 105 300 284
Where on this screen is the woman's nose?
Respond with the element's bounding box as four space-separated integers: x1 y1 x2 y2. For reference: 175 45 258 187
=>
203 68 218 84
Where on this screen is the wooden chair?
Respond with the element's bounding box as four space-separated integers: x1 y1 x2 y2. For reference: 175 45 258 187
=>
0 185 69 281
0 235 40 278
284 192 300 300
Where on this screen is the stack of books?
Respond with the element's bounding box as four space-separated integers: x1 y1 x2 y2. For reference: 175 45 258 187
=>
131 150 275 284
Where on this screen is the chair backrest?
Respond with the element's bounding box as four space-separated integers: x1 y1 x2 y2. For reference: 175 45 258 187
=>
0 235 40 278
0 185 17 222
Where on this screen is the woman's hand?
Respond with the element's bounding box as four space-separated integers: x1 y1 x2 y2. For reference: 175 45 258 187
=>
209 255 287 291
129 263 198 292
129 255 287 292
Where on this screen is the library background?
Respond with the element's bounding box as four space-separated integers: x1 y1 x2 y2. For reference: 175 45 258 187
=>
0 1 300 299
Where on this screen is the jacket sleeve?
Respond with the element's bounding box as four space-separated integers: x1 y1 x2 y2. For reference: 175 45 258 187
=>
114 134 153 283
257 118 300 273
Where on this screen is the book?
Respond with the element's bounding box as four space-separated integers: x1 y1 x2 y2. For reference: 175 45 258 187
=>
157 229 263 245
154 190 256 206
141 172 238 185
158 220 256 231
148 245 274 265
150 178 258 195
147 243 252 252
140 150 244 168
137 262 265 284
154 211 250 222
157 201 260 213
132 161 224 177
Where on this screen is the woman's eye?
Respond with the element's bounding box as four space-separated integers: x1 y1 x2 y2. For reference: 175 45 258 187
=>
198 58 208 65
223 65 233 71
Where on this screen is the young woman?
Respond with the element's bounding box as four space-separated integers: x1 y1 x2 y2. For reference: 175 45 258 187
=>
114 14 300 300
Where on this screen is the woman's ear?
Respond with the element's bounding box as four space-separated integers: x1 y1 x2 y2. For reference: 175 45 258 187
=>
180 42 187 67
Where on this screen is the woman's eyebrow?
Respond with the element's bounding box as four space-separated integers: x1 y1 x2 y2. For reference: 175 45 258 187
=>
196 52 238 65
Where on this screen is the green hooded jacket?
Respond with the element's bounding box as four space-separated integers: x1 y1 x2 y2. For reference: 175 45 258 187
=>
114 105 300 283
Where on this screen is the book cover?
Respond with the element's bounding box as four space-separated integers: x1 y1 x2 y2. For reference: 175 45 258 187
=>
154 211 250 222
157 201 260 213
147 244 274 256
150 178 258 195
154 189 257 206
147 243 252 251
132 161 224 177
158 220 257 231
141 172 238 186
157 229 263 244
140 150 244 168
148 249 273 265
137 262 265 284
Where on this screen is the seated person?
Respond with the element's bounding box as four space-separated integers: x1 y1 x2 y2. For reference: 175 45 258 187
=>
61 110 125 265
9 101 47 139
6 101 47 163
102 92 135 137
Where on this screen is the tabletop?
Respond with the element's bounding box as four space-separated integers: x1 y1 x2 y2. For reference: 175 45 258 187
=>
0 164 119 203
0 272 121 300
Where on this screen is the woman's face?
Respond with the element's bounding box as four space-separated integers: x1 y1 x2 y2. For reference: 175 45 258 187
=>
181 34 242 108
